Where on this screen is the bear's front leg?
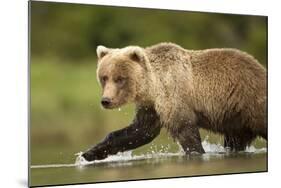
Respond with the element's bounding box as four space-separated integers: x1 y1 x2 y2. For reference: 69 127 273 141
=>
169 123 205 154
82 106 161 161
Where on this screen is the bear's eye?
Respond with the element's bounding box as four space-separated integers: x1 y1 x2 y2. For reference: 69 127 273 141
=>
101 76 108 84
115 76 127 86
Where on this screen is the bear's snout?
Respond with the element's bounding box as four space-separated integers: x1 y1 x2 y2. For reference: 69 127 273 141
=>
101 97 112 108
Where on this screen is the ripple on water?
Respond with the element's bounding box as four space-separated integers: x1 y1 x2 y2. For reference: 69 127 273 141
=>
30 140 266 169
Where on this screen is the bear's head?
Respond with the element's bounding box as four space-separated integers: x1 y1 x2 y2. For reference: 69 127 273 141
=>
96 45 149 109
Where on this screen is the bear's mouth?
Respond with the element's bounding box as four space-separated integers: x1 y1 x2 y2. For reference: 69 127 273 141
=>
102 104 115 109
101 101 120 109
101 100 127 110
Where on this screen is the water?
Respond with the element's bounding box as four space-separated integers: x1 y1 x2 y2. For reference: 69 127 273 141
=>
30 141 267 187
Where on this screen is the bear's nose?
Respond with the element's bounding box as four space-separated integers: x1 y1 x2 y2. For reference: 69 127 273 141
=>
101 97 112 107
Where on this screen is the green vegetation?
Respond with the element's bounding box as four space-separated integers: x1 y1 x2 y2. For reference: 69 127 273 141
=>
31 2 267 64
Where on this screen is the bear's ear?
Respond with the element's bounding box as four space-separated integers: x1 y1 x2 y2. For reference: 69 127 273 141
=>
96 45 110 59
128 47 145 64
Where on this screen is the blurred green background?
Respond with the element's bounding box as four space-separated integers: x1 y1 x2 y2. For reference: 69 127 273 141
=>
30 1 267 166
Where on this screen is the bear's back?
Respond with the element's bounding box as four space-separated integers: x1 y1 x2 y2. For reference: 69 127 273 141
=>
190 48 266 99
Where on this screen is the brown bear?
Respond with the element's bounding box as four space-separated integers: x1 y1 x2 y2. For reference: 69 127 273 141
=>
82 42 267 161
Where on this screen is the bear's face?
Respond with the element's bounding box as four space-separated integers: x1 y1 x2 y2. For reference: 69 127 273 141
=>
96 45 146 109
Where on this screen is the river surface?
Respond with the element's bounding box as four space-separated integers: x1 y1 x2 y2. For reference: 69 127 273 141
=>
30 142 267 187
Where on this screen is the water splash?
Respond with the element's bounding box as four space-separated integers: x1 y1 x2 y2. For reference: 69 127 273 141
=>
202 140 225 153
245 145 267 153
74 140 266 167
74 150 183 167
75 152 92 167
202 138 267 153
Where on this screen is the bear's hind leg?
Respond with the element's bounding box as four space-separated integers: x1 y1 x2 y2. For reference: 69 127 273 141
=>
224 135 234 150
169 125 205 154
224 132 255 152
259 129 267 140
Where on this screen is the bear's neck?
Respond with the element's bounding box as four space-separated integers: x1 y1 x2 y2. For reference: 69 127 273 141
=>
135 70 157 107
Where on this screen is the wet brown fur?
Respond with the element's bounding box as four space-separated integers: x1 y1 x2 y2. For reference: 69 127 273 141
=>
96 42 267 152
